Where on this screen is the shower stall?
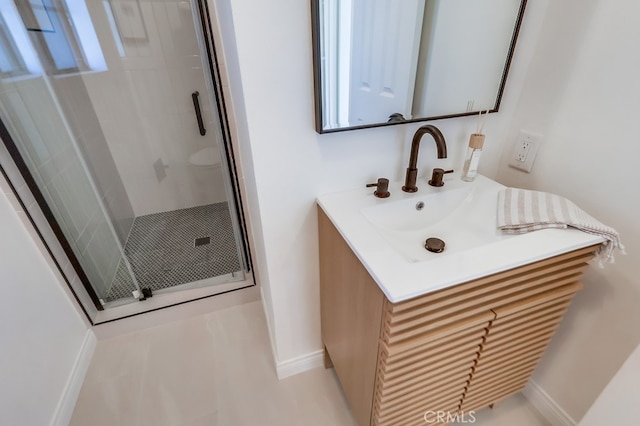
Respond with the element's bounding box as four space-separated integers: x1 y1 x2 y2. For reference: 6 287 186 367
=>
0 0 252 322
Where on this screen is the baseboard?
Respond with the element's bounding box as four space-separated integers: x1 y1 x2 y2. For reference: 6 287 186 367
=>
523 380 577 426
257 288 323 380
276 349 324 380
259 287 281 373
51 330 97 426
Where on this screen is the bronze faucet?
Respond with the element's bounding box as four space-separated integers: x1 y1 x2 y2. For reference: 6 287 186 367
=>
402 125 447 193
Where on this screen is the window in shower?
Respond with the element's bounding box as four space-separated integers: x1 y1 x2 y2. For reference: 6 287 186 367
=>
16 0 89 73
0 0 252 322
0 14 29 78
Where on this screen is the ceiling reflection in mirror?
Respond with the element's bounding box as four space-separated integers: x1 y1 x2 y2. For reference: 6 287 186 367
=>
312 0 528 133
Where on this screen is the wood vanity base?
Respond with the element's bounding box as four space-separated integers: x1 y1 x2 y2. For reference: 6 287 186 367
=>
318 208 598 426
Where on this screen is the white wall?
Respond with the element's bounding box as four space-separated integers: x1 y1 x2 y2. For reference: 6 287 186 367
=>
579 343 640 426
0 174 92 425
495 0 640 421
219 0 546 370
207 0 276 360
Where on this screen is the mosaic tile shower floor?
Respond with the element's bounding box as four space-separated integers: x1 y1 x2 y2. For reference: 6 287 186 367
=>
105 203 241 302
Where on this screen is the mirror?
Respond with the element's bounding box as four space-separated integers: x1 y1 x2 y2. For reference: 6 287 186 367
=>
311 0 528 133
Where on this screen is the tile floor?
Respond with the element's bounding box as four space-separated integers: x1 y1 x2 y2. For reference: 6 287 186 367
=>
106 203 241 302
71 301 550 426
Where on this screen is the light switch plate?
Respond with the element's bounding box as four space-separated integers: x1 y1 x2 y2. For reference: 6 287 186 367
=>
508 130 542 172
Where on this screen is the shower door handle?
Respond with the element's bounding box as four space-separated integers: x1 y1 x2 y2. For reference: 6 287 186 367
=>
192 91 207 136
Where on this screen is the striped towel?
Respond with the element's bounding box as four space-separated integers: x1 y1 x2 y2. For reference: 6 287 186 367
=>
497 188 625 265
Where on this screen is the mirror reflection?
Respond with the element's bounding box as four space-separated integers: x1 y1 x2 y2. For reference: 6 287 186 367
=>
312 0 527 132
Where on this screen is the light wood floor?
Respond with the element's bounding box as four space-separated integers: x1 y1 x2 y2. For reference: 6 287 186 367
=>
71 301 549 426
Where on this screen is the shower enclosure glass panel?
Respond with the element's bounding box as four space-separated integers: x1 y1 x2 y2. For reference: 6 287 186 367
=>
0 0 248 311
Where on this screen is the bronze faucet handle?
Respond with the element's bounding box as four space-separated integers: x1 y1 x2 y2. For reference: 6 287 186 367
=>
366 178 390 198
428 168 454 187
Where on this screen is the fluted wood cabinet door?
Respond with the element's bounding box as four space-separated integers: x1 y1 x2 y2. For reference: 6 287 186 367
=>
460 283 584 412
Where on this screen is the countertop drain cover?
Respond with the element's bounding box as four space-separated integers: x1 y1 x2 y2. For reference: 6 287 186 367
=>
425 237 445 253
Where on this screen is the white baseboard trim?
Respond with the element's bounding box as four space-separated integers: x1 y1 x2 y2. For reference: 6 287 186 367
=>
51 330 97 426
523 380 577 426
257 288 324 380
276 350 324 380
259 287 281 374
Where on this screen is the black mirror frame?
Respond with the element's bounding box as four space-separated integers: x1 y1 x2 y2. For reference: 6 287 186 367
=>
311 0 529 134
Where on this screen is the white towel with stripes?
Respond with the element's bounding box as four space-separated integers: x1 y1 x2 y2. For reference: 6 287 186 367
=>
497 188 625 265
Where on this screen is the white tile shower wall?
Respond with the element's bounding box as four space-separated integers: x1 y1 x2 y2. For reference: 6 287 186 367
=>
80 0 227 216
50 75 135 245
0 77 124 299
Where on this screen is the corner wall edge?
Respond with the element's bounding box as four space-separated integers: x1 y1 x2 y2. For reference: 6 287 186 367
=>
51 329 97 426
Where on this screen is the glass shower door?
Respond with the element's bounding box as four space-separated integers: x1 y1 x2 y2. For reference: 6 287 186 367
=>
91 0 249 304
0 0 249 317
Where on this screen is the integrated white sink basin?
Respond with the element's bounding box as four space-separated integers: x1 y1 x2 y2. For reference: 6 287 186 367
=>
359 182 502 262
317 172 603 302
361 185 473 233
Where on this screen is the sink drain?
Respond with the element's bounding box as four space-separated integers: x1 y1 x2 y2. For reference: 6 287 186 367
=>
425 237 445 253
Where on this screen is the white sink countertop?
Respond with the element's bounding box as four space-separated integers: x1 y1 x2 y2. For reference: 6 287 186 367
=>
317 173 604 303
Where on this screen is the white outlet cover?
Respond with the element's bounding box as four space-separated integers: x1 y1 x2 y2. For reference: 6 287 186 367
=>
509 131 542 173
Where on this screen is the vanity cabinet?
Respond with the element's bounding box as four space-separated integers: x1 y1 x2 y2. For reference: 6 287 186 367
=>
318 208 598 426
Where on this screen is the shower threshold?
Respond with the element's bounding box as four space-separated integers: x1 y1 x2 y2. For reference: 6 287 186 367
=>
94 274 254 324
101 270 245 310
